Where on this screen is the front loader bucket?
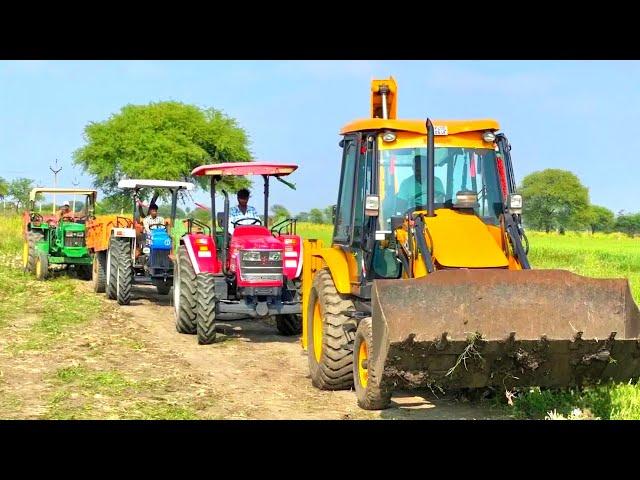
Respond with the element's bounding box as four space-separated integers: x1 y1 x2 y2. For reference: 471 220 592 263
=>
370 269 640 394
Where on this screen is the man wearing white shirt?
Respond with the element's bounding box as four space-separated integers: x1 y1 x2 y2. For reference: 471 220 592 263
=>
228 189 260 234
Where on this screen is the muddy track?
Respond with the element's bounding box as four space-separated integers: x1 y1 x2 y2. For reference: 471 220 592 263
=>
111 283 510 419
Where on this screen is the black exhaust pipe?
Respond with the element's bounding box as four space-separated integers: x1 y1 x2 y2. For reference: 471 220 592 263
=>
426 118 435 217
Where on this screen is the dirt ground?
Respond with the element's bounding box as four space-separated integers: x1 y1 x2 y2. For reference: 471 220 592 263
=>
0 277 511 420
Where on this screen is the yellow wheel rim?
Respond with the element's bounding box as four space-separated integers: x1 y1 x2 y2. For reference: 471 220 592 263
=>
35 257 42 278
313 302 323 362
22 241 29 268
358 340 369 388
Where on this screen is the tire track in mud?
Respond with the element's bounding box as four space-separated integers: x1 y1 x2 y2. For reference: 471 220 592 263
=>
115 283 510 420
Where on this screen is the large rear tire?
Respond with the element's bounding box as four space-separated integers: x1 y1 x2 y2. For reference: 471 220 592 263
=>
196 273 216 345
113 239 132 305
353 317 392 410
276 314 302 336
106 243 117 300
23 231 44 274
92 251 106 292
35 251 49 281
174 245 197 334
306 268 356 390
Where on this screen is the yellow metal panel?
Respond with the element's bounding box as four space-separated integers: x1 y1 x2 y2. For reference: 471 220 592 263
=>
378 131 495 150
423 209 509 268
311 247 352 294
341 118 499 136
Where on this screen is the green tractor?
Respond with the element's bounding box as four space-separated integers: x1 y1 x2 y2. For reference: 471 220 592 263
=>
22 188 97 281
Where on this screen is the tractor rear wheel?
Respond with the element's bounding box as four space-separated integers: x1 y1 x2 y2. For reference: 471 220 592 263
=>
306 268 356 390
196 273 216 345
276 314 302 336
35 251 49 281
113 239 133 305
106 243 117 300
23 231 44 274
174 245 197 334
353 317 392 410
92 252 106 292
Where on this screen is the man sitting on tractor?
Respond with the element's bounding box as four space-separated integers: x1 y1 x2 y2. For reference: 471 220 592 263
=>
58 201 74 221
228 188 260 234
143 203 166 234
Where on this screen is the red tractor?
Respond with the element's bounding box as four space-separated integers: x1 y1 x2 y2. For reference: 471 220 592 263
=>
174 162 303 344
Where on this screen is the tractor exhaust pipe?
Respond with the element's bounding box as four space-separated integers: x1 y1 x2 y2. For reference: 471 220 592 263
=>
426 118 435 217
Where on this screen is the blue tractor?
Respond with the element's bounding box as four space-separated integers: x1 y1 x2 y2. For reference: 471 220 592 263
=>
104 179 195 304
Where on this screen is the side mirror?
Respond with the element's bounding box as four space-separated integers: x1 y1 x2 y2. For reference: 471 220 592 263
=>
331 205 337 223
216 212 225 227
507 193 523 214
365 194 380 217
339 139 345 148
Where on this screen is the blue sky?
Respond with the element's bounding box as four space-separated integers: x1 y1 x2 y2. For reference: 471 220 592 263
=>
1 60 639 214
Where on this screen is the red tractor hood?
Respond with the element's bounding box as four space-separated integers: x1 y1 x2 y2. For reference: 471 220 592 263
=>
230 226 282 250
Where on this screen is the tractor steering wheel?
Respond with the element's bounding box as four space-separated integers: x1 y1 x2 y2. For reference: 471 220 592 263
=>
232 218 262 227
31 213 43 223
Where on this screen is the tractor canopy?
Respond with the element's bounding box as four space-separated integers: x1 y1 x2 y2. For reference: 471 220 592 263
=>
117 179 195 190
191 162 298 178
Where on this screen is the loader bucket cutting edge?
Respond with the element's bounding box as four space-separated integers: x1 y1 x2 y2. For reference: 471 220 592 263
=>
369 269 640 393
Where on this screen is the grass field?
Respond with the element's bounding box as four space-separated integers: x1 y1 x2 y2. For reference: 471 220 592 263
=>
2 215 639 419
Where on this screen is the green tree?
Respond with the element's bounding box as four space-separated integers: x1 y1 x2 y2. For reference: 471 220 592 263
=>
8 178 35 210
296 211 310 222
270 204 291 225
96 195 132 215
157 204 186 219
73 101 252 201
586 205 615 234
519 169 589 233
309 208 325 224
0 177 9 200
614 213 640 237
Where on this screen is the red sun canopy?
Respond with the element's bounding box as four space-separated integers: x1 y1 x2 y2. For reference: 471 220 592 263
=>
191 162 298 178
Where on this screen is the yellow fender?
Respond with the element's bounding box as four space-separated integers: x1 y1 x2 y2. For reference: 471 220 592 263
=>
301 241 352 350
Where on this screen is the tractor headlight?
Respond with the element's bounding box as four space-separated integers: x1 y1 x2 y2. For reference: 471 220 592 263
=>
242 251 261 262
382 131 397 142
75 232 84 237
268 251 282 261
65 231 74 237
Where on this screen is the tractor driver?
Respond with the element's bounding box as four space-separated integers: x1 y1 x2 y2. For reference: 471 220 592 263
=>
228 188 260 234
143 203 166 235
395 155 446 214
58 201 74 221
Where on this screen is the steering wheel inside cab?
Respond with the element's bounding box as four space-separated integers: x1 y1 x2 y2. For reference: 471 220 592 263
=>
232 218 262 227
149 224 165 230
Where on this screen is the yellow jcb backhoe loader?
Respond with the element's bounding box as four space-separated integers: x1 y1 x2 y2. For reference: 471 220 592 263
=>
301 77 640 410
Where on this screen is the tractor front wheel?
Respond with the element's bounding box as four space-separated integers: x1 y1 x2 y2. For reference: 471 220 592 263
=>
35 251 49 281
353 317 392 410
196 273 216 345
77 264 92 281
174 245 197 334
106 244 117 300
92 251 107 292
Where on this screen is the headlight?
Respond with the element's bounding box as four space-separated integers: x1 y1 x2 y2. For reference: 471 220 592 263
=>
75 232 84 237
268 251 282 261
242 251 261 262
65 232 74 237
382 131 396 142
482 131 496 142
